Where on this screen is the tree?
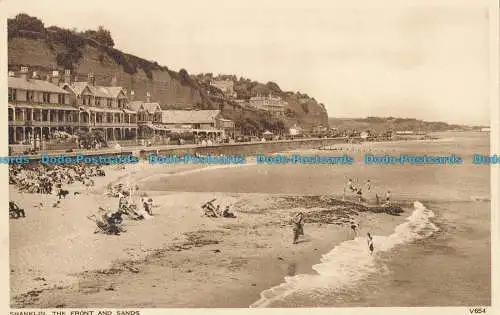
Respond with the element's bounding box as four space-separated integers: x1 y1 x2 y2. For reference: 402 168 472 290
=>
9 13 45 33
83 26 115 47
76 129 106 147
179 69 194 87
266 81 282 94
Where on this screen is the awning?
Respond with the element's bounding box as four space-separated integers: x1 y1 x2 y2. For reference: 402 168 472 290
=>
31 105 79 111
86 106 123 113
145 124 167 131
144 123 223 134
9 103 33 109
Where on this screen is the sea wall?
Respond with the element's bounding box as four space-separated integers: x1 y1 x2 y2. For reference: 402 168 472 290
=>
23 138 349 162
139 138 347 158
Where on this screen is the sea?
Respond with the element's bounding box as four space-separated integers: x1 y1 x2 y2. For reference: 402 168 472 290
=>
143 131 491 307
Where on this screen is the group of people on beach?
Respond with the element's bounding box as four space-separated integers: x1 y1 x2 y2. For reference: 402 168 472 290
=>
89 184 156 235
117 188 155 220
201 199 236 218
8 164 106 218
292 211 375 255
9 164 104 195
343 177 391 205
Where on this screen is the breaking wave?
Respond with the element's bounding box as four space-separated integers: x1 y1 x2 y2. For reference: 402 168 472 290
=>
250 201 438 308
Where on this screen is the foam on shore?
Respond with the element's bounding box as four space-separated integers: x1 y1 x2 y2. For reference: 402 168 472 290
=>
250 201 438 308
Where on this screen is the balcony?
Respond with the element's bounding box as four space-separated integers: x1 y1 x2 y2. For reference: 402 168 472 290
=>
8 120 25 126
9 100 75 108
94 121 138 128
8 120 81 127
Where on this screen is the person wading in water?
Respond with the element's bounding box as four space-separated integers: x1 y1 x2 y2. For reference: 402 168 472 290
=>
292 212 305 244
367 232 374 255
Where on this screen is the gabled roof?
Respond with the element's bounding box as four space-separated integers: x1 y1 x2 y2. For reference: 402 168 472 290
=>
94 86 126 99
127 101 162 113
63 81 89 96
65 81 127 99
161 110 221 124
9 77 69 94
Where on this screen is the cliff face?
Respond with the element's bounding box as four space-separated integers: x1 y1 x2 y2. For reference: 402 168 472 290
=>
8 33 329 131
284 94 329 129
8 37 203 108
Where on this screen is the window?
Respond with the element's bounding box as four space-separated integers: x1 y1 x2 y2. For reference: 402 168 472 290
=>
58 94 65 104
42 92 50 103
8 88 16 102
27 91 34 103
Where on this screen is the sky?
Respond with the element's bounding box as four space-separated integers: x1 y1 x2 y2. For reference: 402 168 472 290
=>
2 0 494 125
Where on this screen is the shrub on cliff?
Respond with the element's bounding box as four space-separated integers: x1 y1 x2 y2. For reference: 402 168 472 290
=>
46 27 85 70
8 13 45 38
83 26 115 48
179 69 198 88
266 81 282 94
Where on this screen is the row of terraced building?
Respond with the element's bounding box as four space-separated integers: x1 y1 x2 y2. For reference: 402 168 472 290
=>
7 67 235 147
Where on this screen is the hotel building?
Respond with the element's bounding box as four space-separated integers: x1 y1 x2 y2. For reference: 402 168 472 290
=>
8 67 74 144
62 72 138 142
249 95 287 118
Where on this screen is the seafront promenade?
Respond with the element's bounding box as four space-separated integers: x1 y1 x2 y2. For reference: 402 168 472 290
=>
18 137 350 162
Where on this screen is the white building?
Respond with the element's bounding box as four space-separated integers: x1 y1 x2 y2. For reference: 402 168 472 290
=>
289 124 302 136
249 95 287 118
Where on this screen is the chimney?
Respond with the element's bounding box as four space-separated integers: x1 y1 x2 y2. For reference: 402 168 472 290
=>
51 70 60 85
130 90 135 101
88 73 96 86
111 75 117 87
64 69 71 84
20 66 29 81
146 92 151 103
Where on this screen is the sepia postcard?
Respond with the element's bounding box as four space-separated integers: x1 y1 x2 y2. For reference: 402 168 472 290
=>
1 0 498 315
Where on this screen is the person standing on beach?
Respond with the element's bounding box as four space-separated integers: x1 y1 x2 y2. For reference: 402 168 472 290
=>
357 188 364 203
344 178 355 199
365 179 372 192
367 233 374 255
385 190 391 204
292 212 305 244
346 178 354 192
350 222 359 237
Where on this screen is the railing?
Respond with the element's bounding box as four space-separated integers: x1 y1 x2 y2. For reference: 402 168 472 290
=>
8 121 25 126
94 122 138 127
9 100 74 107
9 120 81 127
107 139 140 146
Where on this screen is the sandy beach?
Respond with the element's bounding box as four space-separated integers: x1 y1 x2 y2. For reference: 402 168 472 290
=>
9 157 408 308
11 134 491 308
